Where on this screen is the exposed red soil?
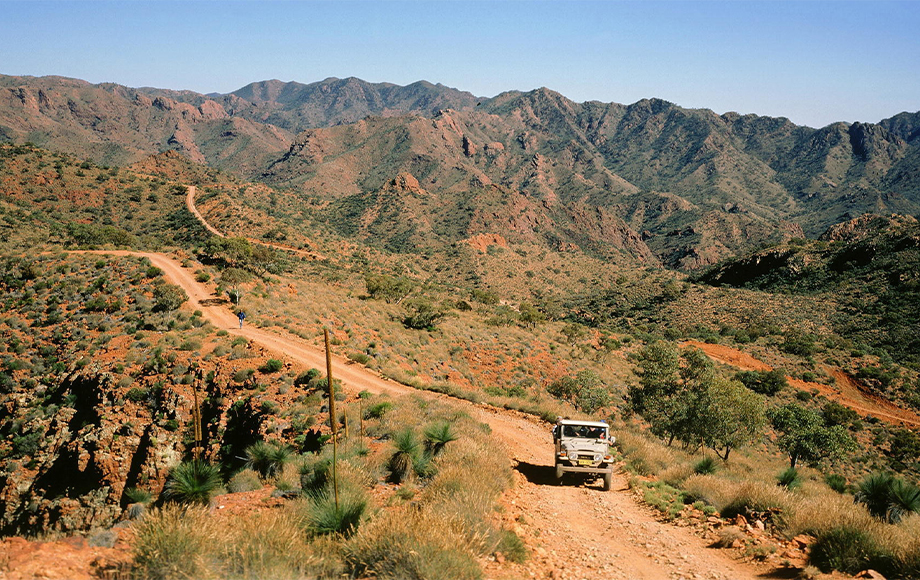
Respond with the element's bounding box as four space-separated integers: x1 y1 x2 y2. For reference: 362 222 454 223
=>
684 340 920 428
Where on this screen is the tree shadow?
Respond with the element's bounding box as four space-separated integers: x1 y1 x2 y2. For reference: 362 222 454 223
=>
199 298 229 307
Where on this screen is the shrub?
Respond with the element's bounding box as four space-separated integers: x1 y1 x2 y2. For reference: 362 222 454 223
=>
124 487 152 504
364 401 392 419
153 283 188 312
131 505 219 580
735 369 788 396
809 526 891 575
299 457 333 495
853 472 920 523
228 469 263 493
424 422 459 457
694 457 719 475
495 529 528 563
346 509 483 580
825 473 848 493
245 441 293 480
402 298 448 330
388 429 421 483
302 485 368 537
777 467 802 490
162 460 222 505
259 359 284 374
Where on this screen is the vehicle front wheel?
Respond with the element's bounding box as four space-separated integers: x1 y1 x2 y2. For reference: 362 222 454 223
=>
555 463 563 480
602 470 612 491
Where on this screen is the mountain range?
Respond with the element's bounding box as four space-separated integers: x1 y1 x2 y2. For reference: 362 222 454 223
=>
1 73 918 269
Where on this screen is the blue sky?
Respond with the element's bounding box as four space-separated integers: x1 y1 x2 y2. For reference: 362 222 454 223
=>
2 1 918 128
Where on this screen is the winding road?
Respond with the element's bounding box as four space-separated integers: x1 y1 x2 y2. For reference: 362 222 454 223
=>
91 250 766 580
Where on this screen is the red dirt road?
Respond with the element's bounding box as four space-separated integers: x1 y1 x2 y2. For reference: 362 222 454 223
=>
51 251 771 580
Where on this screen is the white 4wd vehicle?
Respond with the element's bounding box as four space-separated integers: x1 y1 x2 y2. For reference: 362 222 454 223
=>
553 419 615 491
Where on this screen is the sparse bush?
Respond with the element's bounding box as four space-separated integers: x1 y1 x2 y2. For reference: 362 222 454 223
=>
228 469 263 493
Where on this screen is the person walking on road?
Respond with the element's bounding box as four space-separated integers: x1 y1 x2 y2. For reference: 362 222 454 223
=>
238 311 245 329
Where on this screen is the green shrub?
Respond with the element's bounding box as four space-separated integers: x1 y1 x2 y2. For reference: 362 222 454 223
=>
694 457 719 475
364 401 392 419
853 472 920 523
299 457 332 495
424 422 459 457
259 359 284 373
348 352 371 365
388 429 420 483
153 283 188 312
809 526 891 575
825 473 848 493
777 467 802 490
495 529 528 563
162 460 222 505
244 441 292 480
303 486 368 537
124 487 152 504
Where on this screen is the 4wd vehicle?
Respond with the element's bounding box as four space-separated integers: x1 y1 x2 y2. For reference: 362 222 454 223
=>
553 419 616 491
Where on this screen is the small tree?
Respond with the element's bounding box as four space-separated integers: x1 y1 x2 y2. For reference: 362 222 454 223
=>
364 274 414 304
518 302 546 329
769 403 857 468
402 298 448 330
701 377 766 460
153 282 188 312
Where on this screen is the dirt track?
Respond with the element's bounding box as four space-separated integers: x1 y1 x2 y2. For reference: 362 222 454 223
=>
81 251 767 580
184 185 325 260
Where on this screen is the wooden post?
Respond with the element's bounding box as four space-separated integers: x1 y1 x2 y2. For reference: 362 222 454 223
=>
192 368 203 460
359 400 365 438
343 411 349 439
324 328 339 510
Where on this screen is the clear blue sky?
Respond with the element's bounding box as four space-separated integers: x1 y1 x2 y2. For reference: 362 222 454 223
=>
2 1 918 128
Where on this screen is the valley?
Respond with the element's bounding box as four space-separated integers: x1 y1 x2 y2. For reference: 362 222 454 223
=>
0 71 918 579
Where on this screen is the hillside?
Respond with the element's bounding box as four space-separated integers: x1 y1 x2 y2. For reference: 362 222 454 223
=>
2 74 918 269
694 214 920 369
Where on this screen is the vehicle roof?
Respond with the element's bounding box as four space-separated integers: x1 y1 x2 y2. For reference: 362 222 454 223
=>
558 419 608 428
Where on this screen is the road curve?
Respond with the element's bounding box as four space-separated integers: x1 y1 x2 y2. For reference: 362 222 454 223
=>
184 185 326 260
88 250 765 580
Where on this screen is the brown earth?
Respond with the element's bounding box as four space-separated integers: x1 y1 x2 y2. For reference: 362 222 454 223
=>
684 340 920 428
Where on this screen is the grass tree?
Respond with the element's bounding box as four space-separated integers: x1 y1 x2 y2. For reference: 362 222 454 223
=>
163 460 222 505
245 440 293 480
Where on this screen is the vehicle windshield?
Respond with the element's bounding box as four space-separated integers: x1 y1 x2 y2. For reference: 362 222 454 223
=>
562 425 606 439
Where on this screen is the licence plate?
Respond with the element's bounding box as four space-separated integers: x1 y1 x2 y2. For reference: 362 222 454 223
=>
578 459 593 466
